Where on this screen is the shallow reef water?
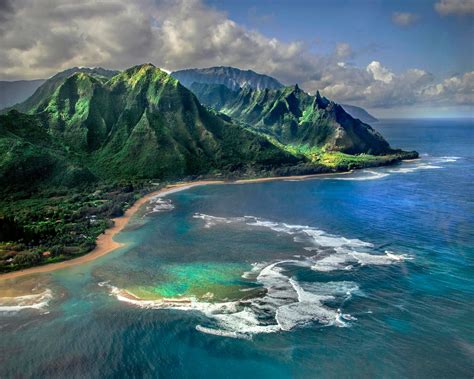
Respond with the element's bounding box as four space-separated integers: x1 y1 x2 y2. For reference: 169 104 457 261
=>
1 119 473 378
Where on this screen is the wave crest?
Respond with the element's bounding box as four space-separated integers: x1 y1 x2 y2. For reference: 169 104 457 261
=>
0 289 53 313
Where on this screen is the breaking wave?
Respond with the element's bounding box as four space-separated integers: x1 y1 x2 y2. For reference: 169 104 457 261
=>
334 170 390 181
212 213 408 262
333 156 460 181
101 215 411 339
146 197 175 214
99 260 358 339
0 289 53 313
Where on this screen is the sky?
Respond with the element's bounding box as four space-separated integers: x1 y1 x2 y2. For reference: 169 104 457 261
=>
0 0 472 117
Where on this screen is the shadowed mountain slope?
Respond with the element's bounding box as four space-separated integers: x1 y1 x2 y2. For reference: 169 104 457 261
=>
1 64 303 192
190 82 392 155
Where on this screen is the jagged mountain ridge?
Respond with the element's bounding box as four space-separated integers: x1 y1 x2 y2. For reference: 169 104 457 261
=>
1 64 302 192
171 66 379 122
13 67 119 114
2 66 378 122
189 82 391 155
172 66 284 91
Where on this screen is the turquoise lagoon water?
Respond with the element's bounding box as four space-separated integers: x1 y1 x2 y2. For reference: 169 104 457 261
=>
0 119 473 378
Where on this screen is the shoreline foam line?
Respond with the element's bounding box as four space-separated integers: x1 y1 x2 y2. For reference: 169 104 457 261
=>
1 158 426 281
0 171 354 281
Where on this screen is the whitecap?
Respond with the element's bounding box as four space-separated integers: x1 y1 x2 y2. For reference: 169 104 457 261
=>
0 289 53 313
101 260 357 338
330 155 460 180
193 213 245 228
195 325 249 339
437 156 460 163
333 170 390 181
302 228 373 249
104 215 412 338
388 155 460 174
194 214 411 273
310 248 412 272
195 214 372 251
147 197 175 214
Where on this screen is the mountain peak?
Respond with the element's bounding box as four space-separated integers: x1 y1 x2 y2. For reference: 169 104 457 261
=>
315 90 330 109
50 66 118 81
126 63 156 72
291 83 302 93
187 82 396 155
117 63 177 88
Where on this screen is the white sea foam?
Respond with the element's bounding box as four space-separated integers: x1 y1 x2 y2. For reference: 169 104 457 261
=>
302 228 372 249
0 289 53 313
194 214 373 251
310 253 354 272
103 215 411 338
241 262 268 279
275 278 344 330
147 197 175 214
334 170 390 181
388 162 443 173
310 248 411 272
332 155 460 181
195 325 247 339
436 156 460 163
194 214 412 272
193 214 245 228
101 259 359 338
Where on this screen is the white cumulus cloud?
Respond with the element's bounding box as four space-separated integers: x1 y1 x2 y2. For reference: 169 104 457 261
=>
366 61 395 83
0 0 471 113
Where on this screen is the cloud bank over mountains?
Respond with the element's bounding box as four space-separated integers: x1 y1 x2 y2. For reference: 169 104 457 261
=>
0 0 472 114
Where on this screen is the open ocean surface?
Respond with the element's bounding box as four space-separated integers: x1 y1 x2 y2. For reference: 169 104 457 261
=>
1 119 473 378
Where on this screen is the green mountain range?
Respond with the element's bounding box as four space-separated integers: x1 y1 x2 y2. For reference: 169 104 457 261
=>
0 111 96 195
189 82 400 156
2 64 309 194
13 67 119 114
172 66 284 91
1 63 418 195
0 63 417 272
171 66 379 123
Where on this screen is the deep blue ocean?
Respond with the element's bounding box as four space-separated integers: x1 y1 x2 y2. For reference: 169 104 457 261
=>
1 119 473 378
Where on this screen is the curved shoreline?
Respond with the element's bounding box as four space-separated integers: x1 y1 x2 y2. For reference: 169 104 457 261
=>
0 171 356 281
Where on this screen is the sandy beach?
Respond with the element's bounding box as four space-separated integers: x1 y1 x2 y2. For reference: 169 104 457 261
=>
0 172 353 281
0 180 225 281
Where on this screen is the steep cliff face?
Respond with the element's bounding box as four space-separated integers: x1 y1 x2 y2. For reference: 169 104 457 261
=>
13 67 119 114
1 64 301 189
0 110 96 193
190 82 392 155
173 66 379 122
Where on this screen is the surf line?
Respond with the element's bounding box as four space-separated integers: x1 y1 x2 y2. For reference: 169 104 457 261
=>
0 171 354 281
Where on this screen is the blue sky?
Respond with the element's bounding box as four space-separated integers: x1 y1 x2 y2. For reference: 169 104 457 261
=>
207 0 473 79
0 0 472 117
